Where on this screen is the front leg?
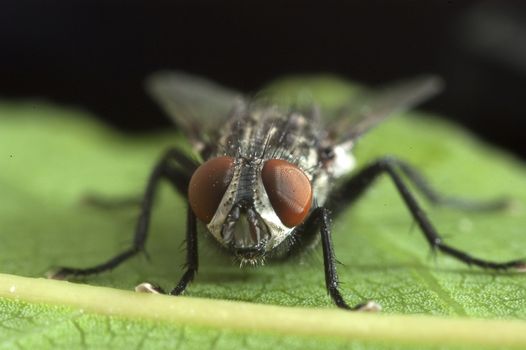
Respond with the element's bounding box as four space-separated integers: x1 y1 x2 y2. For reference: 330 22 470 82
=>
307 207 381 311
136 204 198 295
170 205 198 295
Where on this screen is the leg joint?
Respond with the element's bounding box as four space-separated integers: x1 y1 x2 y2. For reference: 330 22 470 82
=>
374 155 399 170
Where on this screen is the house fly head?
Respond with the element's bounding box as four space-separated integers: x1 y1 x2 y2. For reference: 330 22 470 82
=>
188 155 313 265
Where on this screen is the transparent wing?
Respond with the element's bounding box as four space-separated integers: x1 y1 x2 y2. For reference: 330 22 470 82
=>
146 71 244 147
327 75 443 145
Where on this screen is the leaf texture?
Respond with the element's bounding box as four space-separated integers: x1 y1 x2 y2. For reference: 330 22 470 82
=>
0 76 525 349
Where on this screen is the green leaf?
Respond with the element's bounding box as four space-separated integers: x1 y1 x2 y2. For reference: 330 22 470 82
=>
1 76 526 349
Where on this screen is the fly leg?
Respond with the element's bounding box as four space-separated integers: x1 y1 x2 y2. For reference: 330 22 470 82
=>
330 156 509 217
394 158 510 211
305 207 380 311
135 204 198 296
49 148 197 279
170 205 198 294
79 150 198 210
81 195 142 209
330 156 525 270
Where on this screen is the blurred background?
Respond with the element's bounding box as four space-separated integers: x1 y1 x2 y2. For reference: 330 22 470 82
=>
1 0 525 159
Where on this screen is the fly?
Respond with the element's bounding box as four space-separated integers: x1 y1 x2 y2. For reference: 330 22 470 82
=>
50 72 526 311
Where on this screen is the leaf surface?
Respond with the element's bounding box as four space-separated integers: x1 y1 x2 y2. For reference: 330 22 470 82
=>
0 77 525 349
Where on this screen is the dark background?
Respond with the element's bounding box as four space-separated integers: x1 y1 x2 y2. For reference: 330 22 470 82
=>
1 0 525 159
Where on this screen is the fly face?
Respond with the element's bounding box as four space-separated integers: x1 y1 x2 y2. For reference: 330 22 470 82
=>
187 107 315 264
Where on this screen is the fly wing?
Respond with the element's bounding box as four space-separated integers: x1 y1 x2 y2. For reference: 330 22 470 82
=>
327 75 443 146
146 71 244 149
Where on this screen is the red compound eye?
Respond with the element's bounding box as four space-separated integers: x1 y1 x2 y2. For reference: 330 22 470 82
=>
262 159 312 227
188 156 235 223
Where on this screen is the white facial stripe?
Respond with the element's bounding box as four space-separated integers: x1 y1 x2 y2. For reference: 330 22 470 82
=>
206 160 294 252
253 170 295 250
206 161 243 243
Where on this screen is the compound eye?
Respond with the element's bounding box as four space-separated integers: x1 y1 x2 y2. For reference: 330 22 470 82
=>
188 156 235 223
262 159 312 227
